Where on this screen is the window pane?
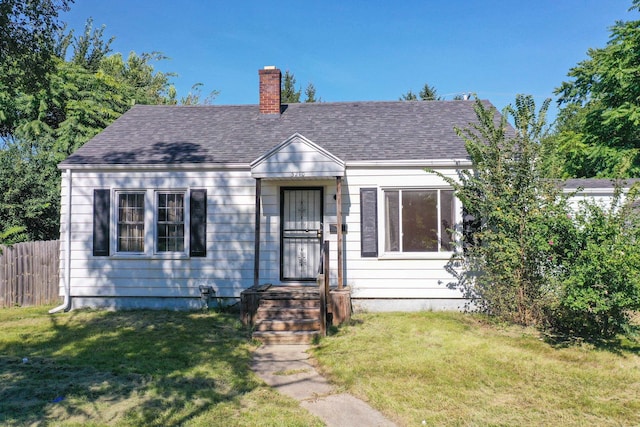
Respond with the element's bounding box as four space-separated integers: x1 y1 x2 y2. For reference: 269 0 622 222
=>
118 193 145 252
158 194 167 221
157 193 185 252
402 190 437 252
440 190 455 251
384 191 399 252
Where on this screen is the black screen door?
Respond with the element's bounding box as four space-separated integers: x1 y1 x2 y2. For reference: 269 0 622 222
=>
281 188 323 281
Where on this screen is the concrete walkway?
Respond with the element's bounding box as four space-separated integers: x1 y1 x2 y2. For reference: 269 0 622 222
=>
251 344 397 427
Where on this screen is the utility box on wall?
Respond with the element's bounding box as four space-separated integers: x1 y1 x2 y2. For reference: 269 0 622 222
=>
329 224 347 234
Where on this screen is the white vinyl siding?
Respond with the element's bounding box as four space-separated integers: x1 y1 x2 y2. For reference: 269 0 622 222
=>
61 170 255 302
60 164 466 309
335 166 464 304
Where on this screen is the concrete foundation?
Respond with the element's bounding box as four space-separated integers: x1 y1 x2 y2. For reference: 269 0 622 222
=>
70 296 239 311
351 298 471 313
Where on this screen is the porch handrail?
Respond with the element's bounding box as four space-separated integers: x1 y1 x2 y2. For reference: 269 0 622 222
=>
318 237 325 275
317 240 330 336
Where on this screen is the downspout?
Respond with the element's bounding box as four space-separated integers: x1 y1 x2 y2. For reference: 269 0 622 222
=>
49 168 73 313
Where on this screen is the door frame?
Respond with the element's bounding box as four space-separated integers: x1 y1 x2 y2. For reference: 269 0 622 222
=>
279 186 324 282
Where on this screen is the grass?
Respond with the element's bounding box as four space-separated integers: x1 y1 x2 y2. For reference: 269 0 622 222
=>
0 306 323 426
311 312 640 426
4 307 639 426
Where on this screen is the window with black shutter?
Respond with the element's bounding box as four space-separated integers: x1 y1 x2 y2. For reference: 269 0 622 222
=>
189 189 207 257
93 189 110 256
360 188 378 257
92 188 207 257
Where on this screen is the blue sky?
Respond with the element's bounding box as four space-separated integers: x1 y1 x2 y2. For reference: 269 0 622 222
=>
61 1 634 121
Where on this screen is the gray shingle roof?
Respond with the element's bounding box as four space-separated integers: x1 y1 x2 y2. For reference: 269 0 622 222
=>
60 100 494 167
564 178 640 189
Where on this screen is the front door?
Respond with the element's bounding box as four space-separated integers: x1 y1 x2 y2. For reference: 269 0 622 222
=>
280 187 323 281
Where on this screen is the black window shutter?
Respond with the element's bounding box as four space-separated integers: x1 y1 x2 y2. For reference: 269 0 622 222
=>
93 189 110 256
360 188 378 257
190 189 207 257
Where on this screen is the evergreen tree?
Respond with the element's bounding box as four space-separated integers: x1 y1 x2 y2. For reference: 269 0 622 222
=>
400 83 442 101
418 83 441 100
281 70 301 103
304 82 317 103
399 90 418 101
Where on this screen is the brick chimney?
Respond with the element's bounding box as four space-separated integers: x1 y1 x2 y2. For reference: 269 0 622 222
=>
259 66 281 114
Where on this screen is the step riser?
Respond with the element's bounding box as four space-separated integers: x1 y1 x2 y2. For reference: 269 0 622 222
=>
258 292 320 300
255 321 321 332
259 299 320 309
253 332 319 345
255 310 320 321
250 293 323 344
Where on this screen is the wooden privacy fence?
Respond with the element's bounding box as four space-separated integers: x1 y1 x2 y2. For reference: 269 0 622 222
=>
0 240 61 308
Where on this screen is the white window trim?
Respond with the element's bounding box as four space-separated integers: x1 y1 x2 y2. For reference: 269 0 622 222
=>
153 190 190 258
112 189 148 257
377 186 461 260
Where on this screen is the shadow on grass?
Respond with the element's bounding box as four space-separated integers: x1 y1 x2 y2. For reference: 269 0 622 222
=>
0 308 259 426
542 330 640 356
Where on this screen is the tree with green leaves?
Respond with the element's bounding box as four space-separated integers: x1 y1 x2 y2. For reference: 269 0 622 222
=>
419 83 441 100
436 95 559 326
436 94 640 339
66 17 114 71
550 186 640 339
0 0 73 93
0 19 177 242
281 70 301 103
400 83 442 101
0 226 25 248
281 70 319 103
177 83 219 105
0 135 59 242
304 82 317 103
554 1 640 177
399 90 417 101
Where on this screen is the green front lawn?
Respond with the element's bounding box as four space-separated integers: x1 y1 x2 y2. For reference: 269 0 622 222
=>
312 312 640 426
3 307 638 426
0 306 322 426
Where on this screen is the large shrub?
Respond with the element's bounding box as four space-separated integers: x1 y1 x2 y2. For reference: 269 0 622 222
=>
440 96 640 340
550 189 640 338
438 95 564 326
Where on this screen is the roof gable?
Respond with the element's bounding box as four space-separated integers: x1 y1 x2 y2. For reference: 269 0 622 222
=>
251 133 345 179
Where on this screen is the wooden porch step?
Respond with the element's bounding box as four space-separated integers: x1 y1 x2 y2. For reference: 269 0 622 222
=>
255 307 321 321
245 286 326 344
252 330 320 345
259 298 320 309
254 318 321 332
258 291 320 300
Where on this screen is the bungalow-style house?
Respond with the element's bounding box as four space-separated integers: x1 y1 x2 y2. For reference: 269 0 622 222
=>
53 66 497 317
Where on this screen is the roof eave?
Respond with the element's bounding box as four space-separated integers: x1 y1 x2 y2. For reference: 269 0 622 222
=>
57 162 250 171
345 159 472 168
58 159 473 171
